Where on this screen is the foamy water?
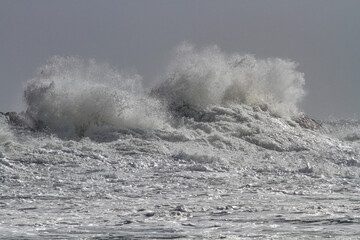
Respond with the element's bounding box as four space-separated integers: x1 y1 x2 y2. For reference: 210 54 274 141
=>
0 45 359 239
154 43 305 117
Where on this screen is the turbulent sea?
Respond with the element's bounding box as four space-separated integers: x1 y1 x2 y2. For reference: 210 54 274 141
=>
1 45 360 239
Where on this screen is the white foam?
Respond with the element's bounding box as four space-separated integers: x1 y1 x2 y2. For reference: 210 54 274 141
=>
0 117 13 145
154 43 305 116
24 56 169 138
322 119 360 142
22 44 308 139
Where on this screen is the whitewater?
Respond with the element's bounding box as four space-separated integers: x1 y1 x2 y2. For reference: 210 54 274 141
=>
1 44 359 239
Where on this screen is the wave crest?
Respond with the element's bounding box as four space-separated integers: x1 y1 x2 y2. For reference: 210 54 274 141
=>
22 44 307 138
24 56 168 138
154 43 305 116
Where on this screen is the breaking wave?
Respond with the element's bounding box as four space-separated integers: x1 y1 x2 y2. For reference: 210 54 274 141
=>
154 43 305 117
24 56 168 138
23 44 306 138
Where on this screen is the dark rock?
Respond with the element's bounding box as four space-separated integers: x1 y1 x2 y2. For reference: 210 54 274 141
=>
144 211 155 217
0 111 43 131
5 112 25 126
294 114 322 130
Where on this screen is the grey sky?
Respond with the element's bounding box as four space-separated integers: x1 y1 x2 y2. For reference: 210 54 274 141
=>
1 0 359 119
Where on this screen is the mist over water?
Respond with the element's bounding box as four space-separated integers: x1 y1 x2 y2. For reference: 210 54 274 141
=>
1 44 360 239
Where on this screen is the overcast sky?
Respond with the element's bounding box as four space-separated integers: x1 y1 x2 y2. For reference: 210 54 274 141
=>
1 0 359 119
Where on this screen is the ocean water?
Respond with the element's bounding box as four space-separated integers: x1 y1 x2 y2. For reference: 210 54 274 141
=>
1 45 359 239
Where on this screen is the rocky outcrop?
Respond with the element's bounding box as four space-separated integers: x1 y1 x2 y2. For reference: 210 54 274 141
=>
294 114 322 130
0 111 42 130
0 112 26 126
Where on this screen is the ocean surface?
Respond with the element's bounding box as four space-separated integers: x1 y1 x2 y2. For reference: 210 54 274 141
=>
1 45 359 239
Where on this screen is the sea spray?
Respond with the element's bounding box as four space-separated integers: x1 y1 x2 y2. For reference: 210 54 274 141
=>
153 43 305 117
22 44 308 139
24 56 169 138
